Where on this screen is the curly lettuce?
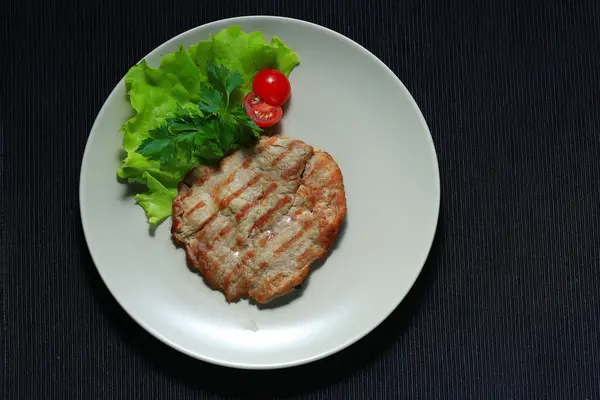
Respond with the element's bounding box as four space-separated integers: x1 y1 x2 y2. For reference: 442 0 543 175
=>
117 26 300 226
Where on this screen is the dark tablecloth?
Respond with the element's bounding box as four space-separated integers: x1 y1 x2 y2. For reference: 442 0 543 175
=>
3 0 600 399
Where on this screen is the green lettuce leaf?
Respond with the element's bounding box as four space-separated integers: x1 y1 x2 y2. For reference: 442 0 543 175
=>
134 173 179 225
191 26 300 93
118 26 299 227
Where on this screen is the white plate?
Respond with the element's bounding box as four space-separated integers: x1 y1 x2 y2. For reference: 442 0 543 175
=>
80 16 440 369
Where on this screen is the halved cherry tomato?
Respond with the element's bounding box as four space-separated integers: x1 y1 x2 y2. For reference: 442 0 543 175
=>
243 92 283 128
252 69 291 107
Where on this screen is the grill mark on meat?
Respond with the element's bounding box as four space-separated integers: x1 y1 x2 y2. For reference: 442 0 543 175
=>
174 203 219 240
256 136 280 154
231 263 248 293
270 273 286 288
259 273 284 298
185 200 206 216
296 248 320 264
252 196 293 233
181 173 210 206
256 141 271 154
271 152 288 167
221 174 263 208
195 228 215 251
328 168 343 186
218 246 244 296
242 158 251 169
262 182 279 198
271 140 303 167
183 167 208 186
224 253 253 297
224 170 237 185
223 261 243 294
199 242 222 281
190 245 210 274
178 187 192 201
218 225 232 238
195 173 211 186
302 158 327 183
186 212 218 240
274 220 314 255
309 186 326 203
234 182 279 223
203 213 218 230
236 236 247 247
235 202 255 223
226 250 254 291
253 273 287 303
281 159 306 181
180 174 208 201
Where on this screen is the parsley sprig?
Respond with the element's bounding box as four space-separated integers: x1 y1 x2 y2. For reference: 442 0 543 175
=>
136 62 261 166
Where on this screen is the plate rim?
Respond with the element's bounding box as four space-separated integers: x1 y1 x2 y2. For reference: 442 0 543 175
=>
79 15 441 370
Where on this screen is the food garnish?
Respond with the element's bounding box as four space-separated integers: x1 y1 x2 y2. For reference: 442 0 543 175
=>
136 62 261 166
252 68 291 107
117 27 299 225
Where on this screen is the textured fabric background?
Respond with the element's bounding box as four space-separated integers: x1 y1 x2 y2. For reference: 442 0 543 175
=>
2 0 600 399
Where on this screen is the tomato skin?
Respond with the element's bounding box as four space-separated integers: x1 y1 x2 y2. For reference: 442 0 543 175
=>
252 69 291 107
243 92 283 128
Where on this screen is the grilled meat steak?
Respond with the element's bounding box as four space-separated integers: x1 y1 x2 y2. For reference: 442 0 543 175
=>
171 136 347 304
